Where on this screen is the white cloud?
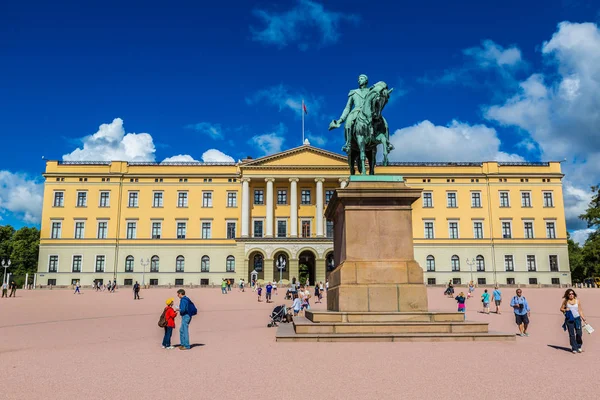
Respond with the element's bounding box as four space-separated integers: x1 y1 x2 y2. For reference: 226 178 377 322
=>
306 132 327 146
463 40 523 68
571 228 594 245
162 154 199 163
63 118 156 162
201 149 235 163
388 120 524 162
246 84 325 120
485 21 600 229
250 124 287 156
184 122 223 139
250 0 359 50
0 171 43 224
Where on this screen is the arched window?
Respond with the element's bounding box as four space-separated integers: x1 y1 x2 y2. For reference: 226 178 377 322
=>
125 255 134 272
176 255 185 272
326 252 335 271
451 255 460 272
201 255 210 272
426 255 435 272
253 253 263 272
150 255 159 272
476 255 485 272
226 255 235 272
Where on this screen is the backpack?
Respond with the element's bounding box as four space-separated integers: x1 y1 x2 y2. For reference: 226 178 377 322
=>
158 309 168 328
187 300 198 316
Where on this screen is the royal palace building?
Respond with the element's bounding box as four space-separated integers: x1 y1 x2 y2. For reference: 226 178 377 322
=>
36 144 571 287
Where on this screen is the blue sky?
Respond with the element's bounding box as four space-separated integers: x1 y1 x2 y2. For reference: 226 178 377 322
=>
1 0 600 242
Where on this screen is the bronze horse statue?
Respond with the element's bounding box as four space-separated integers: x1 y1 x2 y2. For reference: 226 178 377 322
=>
346 81 393 175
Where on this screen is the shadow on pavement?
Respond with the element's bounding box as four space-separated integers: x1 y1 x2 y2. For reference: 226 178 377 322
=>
547 344 571 352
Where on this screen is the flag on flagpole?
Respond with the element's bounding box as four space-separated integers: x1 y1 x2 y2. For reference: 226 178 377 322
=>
302 101 308 114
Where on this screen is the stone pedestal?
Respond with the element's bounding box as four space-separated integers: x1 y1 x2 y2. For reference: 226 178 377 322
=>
326 178 428 313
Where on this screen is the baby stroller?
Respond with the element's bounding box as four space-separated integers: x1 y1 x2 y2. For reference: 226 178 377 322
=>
267 304 290 327
285 289 292 300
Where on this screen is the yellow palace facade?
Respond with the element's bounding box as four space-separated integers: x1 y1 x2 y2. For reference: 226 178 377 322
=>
36 144 570 287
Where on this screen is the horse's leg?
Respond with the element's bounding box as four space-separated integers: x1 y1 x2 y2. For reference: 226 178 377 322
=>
377 133 390 166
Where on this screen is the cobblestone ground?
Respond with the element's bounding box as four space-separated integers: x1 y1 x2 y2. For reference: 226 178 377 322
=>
0 286 598 399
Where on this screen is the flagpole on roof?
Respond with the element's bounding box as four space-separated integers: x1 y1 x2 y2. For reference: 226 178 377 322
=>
302 99 305 145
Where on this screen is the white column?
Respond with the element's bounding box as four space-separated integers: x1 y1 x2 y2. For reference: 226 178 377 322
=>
265 178 274 237
33 273 37 289
339 178 348 188
241 178 251 237
24 273 28 289
289 178 299 237
315 178 325 237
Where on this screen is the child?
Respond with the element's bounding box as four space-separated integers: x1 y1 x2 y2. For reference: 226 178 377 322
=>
257 285 262 302
292 294 302 316
455 292 466 316
481 289 490 314
162 298 177 349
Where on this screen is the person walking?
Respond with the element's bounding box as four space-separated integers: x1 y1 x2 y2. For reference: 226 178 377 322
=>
221 279 227 294
133 281 140 300
74 281 81 295
111 280 117 293
227 279 232 292
292 293 302 316
2 281 8 298
265 282 273 303
314 284 321 304
560 289 587 354
176 289 195 350
510 289 531 337
162 298 177 349
481 289 490 314
9 281 18 297
493 286 502 314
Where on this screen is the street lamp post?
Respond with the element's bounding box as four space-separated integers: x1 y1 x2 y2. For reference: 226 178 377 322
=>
276 255 286 284
1 259 11 285
140 258 149 286
465 258 475 285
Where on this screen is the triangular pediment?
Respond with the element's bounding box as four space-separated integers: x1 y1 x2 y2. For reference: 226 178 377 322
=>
241 145 347 168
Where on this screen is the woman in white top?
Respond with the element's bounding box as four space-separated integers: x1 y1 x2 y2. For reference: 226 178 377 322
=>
560 289 587 353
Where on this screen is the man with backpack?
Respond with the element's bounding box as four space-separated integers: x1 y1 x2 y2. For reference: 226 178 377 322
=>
176 289 197 350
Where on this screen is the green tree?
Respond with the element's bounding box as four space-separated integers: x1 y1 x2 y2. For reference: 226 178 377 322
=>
580 185 600 228
0 225 16 261
10 226 40 276
568 232 585 282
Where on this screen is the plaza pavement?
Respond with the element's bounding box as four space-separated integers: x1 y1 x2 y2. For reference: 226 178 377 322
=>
0 286 597 400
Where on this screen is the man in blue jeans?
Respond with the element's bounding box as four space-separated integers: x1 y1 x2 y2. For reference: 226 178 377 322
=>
176 289 192 350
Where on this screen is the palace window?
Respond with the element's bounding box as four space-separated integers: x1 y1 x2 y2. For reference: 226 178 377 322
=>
227 192 237 207
476 255 485 272
72 255 82 272
471 192 482 208
277 220 287 238
253 220 263 238
451 255 460 271
226 256 235 272
201 222 211 239
426 255 435 272
51 222 62 239
549 255 559 272
95 255 105 273
201 256 210 272
543 192 554 207
126 222 136 239
423 192 433 208
76 191 87 207
253 253 263 272
301 190 311 205
325 190 335 204
499 191 510 207
502 221 512 239
301 220 311 238
152 222 162 239
527 255 536 272
448 222 459 239
99 191 110 207
176 256 185 273
177 192 188 207
74 222 85 239
424 221 434 239
177 222 187 239
254 189 264 205
546 222 556 239
326 220 334 238
48 255 58 273
202 192 213 207
473 221 483 239
504 255 514 271
446 192 457 208
150 255 159 272
53 192 64 207
97 221 108 239
153 192 163 208
524 221 534 239
227 222 236 239
277 189 287 205
128 191 138 207
125 255 134 272
521 192 531 207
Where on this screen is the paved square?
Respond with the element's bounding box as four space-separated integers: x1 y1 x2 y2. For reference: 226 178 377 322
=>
1 287 597 399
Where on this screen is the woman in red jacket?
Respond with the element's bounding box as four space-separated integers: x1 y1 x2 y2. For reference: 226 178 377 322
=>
162 298 178 349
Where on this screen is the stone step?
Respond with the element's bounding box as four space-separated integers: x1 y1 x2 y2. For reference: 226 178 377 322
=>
276 323 516 342
306 310 465 324
293 316 489 335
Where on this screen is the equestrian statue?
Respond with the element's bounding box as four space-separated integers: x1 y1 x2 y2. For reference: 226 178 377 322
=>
329 74 394 175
